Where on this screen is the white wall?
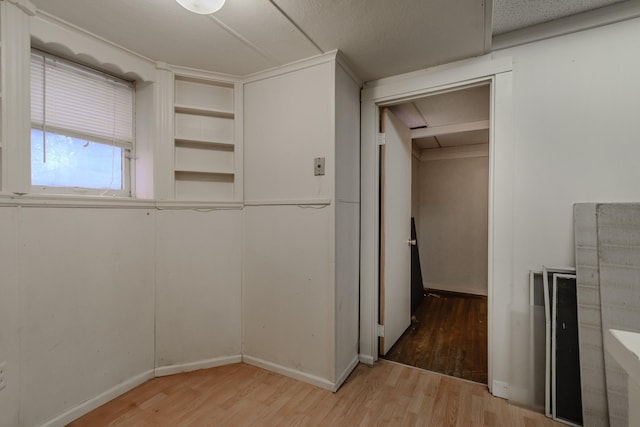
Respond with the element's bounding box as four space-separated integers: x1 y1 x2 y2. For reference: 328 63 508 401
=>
155 209 242 369
334 63 361 381
493 17 640 310
242 58 360 388
242 61 337 385
18 207 155 427
417 156 488 295
492 17 640 393
0 208 19 427
243 63 333 203
360 16 640 395
243 206 334 380
4 13 637 424
0 204 244 426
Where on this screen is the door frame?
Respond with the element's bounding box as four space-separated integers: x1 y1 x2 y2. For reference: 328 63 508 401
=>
359 55 513 396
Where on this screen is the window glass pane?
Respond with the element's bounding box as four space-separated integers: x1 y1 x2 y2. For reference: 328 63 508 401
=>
31 129 123 190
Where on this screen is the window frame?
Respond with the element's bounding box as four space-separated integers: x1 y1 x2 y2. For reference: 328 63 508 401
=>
30 49 136 197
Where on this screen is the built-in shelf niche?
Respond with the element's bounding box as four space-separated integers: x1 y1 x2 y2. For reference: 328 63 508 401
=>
173 75 236 201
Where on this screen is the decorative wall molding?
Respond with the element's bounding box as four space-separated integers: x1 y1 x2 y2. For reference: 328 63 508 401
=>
0 194 244 210
7 0 36 16
31 11 156 82
334 355 360 391
361 55 512 102
242 50 338 84
40 370 155 427
154 355 242 377
242 355 337 391
244 198 331 206
492 2 640 51
336 50 363 88
168 63 242 84
424 282 488 297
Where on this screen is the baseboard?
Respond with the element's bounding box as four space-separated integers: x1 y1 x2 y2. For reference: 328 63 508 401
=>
492 380 509 399
424 283 488 297
40 369 155 427
242 355 335 391
358 354 375 365
334 355 360 391
154 355 242 377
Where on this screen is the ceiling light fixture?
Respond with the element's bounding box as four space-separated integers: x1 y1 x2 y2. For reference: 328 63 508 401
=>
176 0 225 14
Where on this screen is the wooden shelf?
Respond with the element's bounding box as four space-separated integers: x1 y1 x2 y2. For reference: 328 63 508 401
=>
174 137 234 149
174 104 234 119
172 73 237 202
174 169 234 177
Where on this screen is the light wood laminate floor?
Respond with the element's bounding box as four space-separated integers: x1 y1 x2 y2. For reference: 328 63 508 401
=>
68 361 561 426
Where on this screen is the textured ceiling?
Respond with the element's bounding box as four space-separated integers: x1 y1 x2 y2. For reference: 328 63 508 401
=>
30 0 319 76
29 0 632 82
492 0 627 34
30 0 487 81
390 85 490 150
271 0 487 81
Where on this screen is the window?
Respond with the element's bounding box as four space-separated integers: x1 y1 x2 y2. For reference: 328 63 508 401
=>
30 50 134 195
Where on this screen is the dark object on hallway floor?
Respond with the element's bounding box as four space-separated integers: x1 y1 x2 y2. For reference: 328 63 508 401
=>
383 289 487 384
410 217 424 315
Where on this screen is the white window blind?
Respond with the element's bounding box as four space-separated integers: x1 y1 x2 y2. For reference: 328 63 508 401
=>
30 51 134 147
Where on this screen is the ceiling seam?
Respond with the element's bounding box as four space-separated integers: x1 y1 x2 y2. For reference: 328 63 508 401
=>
412 102 443 148
207 14 281 67
267 0 324 55
484 0 493 52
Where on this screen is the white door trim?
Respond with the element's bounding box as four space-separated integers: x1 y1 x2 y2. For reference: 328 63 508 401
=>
359 54 514 395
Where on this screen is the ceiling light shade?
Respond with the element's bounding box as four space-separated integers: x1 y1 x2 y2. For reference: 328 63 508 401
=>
176 0 225 14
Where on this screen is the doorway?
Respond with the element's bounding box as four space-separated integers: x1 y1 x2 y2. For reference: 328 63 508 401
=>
378 84 491 384
360 56 514 396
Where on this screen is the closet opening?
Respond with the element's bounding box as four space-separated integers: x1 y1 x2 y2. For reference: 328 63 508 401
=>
378 83 491 384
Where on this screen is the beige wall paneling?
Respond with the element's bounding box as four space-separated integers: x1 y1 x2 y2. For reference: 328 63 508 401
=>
418 155 489 296
155 209 242 374
334 62 361 384
19 207 156 426
243 55 360 390
0 207 19 427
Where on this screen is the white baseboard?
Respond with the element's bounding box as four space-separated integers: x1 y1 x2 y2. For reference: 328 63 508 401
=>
492 380 509 399
358 354 375 365
154 355 242 377
242 355 336 391
424 282 488 297
40 369 155 427
334 355 360 391
44 356 242 426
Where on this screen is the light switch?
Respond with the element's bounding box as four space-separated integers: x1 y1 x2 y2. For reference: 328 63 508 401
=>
314 157 325 176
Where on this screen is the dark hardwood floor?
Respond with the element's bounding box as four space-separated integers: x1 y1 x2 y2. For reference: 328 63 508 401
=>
383 290 488 384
